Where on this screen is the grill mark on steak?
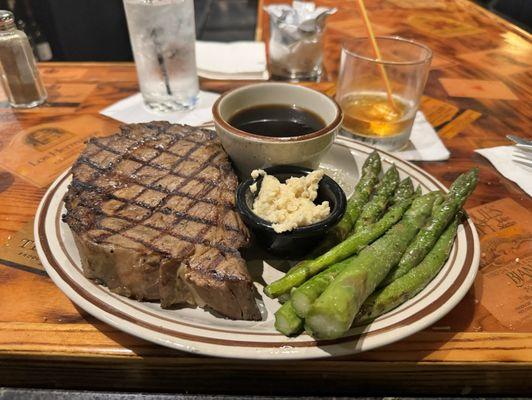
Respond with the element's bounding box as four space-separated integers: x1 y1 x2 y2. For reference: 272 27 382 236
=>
76 220 238 257
92 149 215 234
86 130 202 218
72 152 239 228
68 151 240 254
71 172 235 209
77 137 235 200
92 137 212 172
63 122 259 320
68 204 240 256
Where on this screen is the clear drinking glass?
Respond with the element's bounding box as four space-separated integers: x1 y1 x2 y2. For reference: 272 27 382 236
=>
336 36 432 151
123 0 199 112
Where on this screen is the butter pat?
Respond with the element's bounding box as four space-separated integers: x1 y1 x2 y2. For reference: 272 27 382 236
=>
250 169 330 233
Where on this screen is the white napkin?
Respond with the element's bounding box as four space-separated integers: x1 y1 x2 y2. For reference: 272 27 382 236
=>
392 112 450 161
475 145 532 196
195 41 269 80
99 91 218 126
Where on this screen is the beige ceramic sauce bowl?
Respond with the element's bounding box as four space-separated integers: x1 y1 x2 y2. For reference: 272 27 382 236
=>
212 83 343 176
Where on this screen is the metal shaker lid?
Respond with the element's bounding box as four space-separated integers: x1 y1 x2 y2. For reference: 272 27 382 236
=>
0 10 15 31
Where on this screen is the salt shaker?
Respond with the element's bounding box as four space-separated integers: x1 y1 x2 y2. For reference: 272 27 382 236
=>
0 10 47 108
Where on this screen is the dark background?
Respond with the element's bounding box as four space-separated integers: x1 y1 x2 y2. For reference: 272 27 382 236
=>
2 0 259 61
0 0 530 62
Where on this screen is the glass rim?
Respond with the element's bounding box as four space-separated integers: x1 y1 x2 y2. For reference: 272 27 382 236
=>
341 36 433 66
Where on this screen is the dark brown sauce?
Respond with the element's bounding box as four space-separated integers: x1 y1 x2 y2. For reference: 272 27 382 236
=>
228 104 326 137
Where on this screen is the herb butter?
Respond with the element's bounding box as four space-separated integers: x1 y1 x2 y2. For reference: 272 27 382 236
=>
250 169 330 233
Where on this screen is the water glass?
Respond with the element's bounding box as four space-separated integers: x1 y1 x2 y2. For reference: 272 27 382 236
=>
124 0 199 112
336 36 432 151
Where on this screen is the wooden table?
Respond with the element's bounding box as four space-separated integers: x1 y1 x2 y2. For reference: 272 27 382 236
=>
1 0 531 395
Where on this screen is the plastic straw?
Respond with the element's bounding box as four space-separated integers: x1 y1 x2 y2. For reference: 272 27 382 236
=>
355 0 397 112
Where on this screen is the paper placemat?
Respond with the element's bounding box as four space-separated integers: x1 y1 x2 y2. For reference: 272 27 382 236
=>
469 198 532 331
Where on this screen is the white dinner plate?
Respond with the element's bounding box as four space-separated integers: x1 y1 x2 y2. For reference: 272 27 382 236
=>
34 136 480 360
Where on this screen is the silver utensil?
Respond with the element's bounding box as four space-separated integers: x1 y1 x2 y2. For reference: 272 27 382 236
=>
506 135 532 168
512 149 532 168
507 134 532 146
512 156 532 168
516 143 532 152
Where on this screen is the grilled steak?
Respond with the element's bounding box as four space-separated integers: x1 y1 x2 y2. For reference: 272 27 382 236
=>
63 122 261 320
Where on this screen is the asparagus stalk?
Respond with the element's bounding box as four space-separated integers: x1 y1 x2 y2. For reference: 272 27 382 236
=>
447 168 478 203
393 178 414 201
274 300 303 336
353 165 400 233
355 215 460 323
280 151 382 276
380 168 478 286
307 151 382 255
291 256 355 318
264 185 417 299
304 192 438 339
432 193 445 215
287 186 418 317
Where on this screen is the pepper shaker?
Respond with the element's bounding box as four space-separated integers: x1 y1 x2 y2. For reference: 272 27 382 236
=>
0 10 46 108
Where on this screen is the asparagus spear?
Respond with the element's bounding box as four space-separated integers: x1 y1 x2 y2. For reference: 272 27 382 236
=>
307 151 382 255
274 300 303 336
264 185 417 299
279 151 382 276
288 186 418 316
355 215 460 323
447 168 478 202
304 192 438 339
353 165 400 233
432 192 445 215
284 153 381 274
380 168 478 286
392 177 414 205
291 256 356 318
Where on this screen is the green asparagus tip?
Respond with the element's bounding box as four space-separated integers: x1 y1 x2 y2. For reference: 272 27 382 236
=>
462 168 479 187
402 177 413 187
392 178 414 203
363 151 381 167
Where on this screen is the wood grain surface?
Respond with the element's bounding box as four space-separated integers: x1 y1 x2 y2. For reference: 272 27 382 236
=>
0 0 531 394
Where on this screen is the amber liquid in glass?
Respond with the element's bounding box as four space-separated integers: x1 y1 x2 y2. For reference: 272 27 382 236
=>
340 93 414 138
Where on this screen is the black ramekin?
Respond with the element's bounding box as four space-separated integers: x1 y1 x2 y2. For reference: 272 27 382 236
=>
236 165 347 258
